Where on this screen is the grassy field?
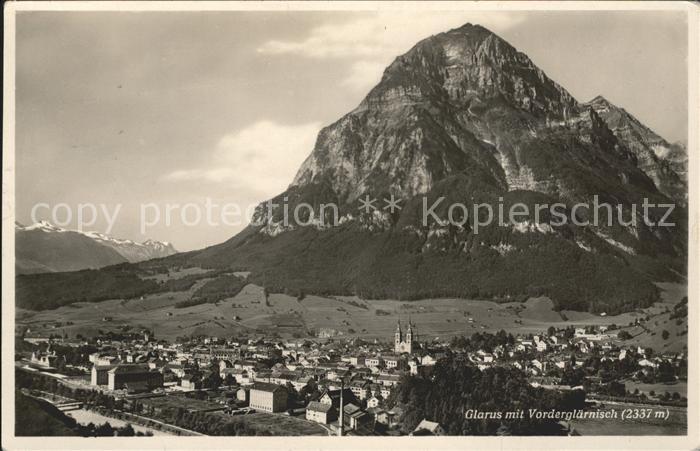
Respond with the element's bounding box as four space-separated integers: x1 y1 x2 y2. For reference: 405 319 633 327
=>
141 267 213 282
570 402 686 435
140 394 224 413
210 411 327 436
618 284 688 354
622 380 687 398
17 268 687 349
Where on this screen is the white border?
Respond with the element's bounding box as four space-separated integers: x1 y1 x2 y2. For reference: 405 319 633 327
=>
2 2 699 450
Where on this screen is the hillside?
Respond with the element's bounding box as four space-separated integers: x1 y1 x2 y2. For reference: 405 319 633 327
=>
16 268 687 345
15 390 78 436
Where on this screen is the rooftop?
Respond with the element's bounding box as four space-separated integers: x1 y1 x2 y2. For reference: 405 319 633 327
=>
251 382 286 393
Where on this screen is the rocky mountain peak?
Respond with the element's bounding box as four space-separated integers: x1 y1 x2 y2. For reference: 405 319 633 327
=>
584 94 687 203
355 22 577 120
292 23 593 204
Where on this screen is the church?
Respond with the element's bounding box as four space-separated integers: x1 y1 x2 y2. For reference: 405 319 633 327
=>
394 319 416 354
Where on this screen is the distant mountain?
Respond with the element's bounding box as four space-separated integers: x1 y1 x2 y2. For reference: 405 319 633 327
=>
585 95 687 205
15 221 177 274
78 231 178 263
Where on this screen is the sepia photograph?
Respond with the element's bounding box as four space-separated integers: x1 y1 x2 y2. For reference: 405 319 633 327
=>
2 1 698 449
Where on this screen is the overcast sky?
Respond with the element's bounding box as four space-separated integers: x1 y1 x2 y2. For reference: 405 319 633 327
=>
15 10 688 251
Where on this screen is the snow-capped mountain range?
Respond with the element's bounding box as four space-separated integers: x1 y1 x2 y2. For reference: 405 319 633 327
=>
15 221 177 274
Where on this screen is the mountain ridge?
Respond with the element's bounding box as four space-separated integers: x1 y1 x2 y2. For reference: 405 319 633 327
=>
15 221 178 274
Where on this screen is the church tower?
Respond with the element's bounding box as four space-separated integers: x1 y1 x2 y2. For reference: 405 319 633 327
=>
394 320 402 353
405 319 413 354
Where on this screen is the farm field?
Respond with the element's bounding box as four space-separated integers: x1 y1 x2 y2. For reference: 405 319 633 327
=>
139 394 225 413
570 402 686 435
210 411 328 436
17 269 687 349
622 380 688 398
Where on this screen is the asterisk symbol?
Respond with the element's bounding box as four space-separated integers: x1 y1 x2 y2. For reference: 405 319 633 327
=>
383 194 402 213
358 195 377 213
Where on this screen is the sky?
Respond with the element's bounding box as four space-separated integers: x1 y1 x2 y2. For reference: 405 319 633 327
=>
15 10 688 251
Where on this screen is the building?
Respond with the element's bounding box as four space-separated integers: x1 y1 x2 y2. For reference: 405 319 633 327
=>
376 409 401 428
408 359 420 375
394 319 416 354
366 396 381 408
319 388 357 410
411 419 446 436
91 364 116 386
211 348 240 361
306 401 337 424
236 388 250 403
383 355 405 369
365 356 384 368
377 373 401 387
342 403 372 431
349 380 370 400
291 376 314 392
107 364 163 392
181 375 202 390
31 345 58 367
166 362 188 378
249 382 288 413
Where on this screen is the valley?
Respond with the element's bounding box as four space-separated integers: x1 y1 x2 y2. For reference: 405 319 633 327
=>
17 267 687 353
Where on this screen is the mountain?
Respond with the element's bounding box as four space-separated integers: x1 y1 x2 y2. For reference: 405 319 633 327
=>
78 231 178 263
16 23 687 314
182 23 685 312
15 221 177 274
585 95 687 205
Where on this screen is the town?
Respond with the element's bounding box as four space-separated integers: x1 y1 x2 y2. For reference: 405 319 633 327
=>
15 307 687 437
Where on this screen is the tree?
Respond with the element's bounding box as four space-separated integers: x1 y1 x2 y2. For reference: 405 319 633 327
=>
393 355 585 435
364 387 373 404
563 326 575 340
657 361 676 383
94 422 115 437
203 371 222 390
547 326 556 337
617 330 632 340
662 330 670 340
300 380 320 402
117 424 135 437
285 382 300 407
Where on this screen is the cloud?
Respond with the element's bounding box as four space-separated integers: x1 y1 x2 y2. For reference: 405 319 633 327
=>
161 121 321 198
258 12 525 91
341 60 388 92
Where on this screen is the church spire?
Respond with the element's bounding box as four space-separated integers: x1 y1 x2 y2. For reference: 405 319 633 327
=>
394 318 402 353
